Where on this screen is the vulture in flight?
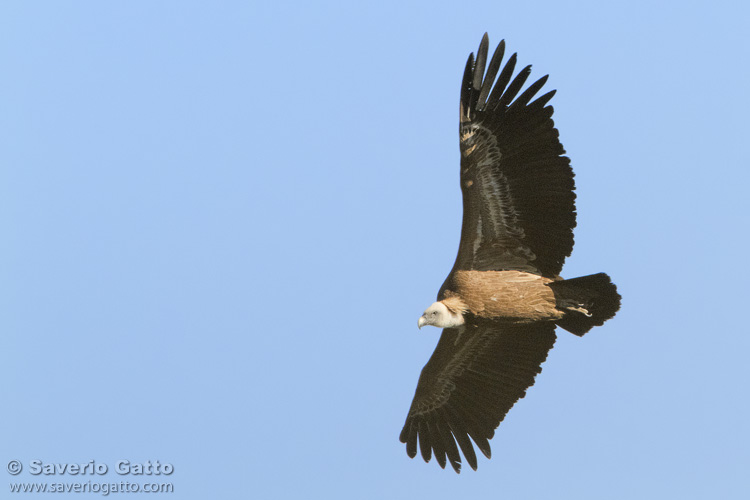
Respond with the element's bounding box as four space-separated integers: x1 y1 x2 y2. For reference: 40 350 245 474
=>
400 34 621 473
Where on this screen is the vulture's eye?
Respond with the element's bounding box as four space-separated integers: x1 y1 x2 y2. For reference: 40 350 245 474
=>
432 311 438 316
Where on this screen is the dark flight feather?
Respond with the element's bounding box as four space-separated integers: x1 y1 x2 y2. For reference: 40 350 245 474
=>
476 40 504 107
486 52 517 110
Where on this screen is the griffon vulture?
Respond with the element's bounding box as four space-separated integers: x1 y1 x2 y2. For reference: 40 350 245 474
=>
400 34 621 473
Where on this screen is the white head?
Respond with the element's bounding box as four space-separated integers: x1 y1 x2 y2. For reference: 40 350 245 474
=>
418 301 465 329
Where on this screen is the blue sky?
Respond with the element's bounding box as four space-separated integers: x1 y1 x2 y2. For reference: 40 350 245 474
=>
2 1 749 498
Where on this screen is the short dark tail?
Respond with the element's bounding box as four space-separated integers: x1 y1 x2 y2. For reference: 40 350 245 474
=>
549 273 621 336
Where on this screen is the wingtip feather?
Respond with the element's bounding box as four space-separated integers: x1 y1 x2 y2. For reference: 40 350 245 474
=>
472 35 490 91
418 421 432 463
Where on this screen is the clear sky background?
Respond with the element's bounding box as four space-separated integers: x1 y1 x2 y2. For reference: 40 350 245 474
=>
2 1 749 499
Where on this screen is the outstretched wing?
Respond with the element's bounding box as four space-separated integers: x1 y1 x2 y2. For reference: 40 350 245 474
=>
445 34 576 284
399 321 556 473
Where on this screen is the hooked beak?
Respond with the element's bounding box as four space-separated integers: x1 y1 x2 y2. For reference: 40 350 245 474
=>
418 316 427 329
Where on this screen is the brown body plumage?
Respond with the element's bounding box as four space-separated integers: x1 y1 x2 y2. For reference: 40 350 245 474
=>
401 34 621 474
445 270 563 323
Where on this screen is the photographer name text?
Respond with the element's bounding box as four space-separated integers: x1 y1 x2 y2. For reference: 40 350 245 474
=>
13 460 173 476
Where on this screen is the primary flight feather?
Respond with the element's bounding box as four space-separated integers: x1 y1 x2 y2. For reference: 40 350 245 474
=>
400 34 621 473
